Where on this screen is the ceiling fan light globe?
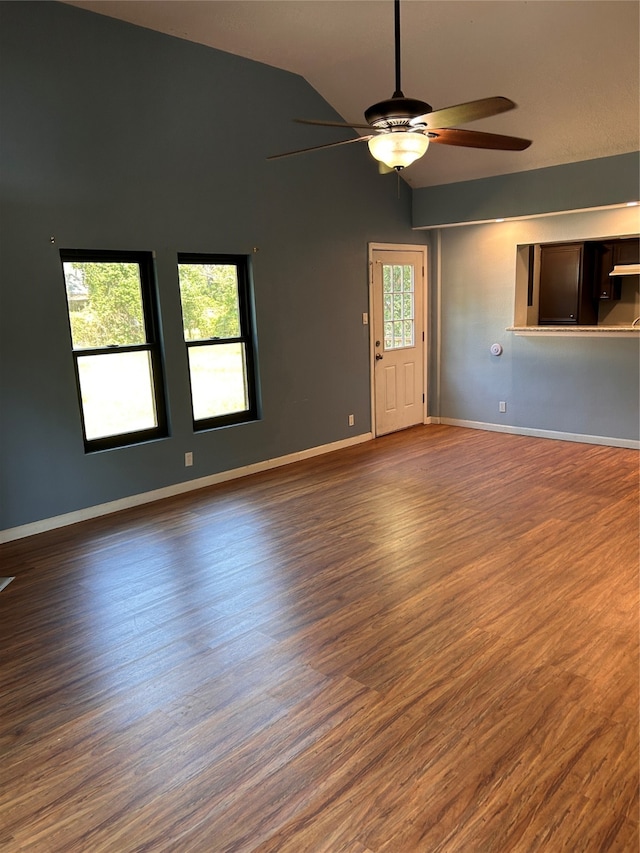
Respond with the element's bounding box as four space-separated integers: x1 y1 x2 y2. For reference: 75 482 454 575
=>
367 131 429 169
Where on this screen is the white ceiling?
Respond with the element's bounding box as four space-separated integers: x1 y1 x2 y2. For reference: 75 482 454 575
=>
65 0 640 189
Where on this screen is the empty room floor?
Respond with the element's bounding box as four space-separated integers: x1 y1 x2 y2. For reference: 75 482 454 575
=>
0 425 638 851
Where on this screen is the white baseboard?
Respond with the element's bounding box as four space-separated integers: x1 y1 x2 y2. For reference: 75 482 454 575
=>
440 418 640 450
0 432 374 544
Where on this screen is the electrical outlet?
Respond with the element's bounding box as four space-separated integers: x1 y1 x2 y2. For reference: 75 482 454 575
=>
348 414 355 426
185 451 193 467
499 401 507 413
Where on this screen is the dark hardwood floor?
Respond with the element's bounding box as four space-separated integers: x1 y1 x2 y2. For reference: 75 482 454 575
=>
0 425 638 852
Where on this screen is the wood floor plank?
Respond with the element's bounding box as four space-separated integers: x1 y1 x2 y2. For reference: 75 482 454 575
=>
0 425 637 851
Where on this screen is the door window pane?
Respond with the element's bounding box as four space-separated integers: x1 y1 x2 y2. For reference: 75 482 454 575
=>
382 263 415 349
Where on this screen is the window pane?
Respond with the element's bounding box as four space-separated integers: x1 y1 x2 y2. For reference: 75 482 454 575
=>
178 263 241 341
393 293 402 320
384 295 392 321
403 294 414 318
63 262 146 349
77 351 158 440
188 343 248 421
383 263 416 350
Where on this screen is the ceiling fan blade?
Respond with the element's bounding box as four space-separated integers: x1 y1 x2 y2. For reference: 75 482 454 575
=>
295 118 374 131
267 135 372 160
410 96 516 129
429 127 532 151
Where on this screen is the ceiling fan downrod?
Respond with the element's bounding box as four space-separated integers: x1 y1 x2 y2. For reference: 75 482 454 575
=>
365 0 432 128
393 0 403 98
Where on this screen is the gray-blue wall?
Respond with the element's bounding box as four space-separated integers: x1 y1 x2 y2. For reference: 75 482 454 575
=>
0 1 424 531
413 153 639 227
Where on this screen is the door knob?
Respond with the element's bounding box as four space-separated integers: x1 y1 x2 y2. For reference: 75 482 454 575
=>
375 353 383 361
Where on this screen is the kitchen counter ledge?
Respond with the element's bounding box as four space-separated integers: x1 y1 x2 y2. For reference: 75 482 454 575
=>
509 326 640 338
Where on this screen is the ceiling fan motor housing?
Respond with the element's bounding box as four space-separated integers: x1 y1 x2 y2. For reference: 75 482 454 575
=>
364 96 432 128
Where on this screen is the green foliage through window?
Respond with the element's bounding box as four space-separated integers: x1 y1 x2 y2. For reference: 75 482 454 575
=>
64 262 146 349
178 264 240 341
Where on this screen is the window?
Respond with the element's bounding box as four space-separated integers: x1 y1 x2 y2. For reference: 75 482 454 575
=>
383 263 415 349
60 249 167 451
177 254 258 429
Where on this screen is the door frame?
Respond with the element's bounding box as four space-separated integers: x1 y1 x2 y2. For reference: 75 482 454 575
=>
368 242 429 437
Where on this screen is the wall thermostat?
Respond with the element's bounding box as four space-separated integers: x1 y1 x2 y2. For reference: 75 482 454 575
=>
490 343 503 356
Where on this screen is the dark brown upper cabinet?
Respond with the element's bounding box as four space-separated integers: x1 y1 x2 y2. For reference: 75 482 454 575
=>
595 242 619 301
613 237 640 266
538 243 598 325
595 237 640 301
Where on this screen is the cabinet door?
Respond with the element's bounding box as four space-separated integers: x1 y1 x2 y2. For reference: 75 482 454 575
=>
539 244 582 324
539 243 598 324
615 238 640 265
596 242 620 301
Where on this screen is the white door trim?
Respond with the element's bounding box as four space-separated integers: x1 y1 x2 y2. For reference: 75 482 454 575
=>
368 242 429 437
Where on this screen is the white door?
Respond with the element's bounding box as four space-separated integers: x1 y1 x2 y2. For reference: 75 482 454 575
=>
370 247 426 436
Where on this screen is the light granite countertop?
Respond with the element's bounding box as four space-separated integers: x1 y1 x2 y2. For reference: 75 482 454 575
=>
508 325 640 337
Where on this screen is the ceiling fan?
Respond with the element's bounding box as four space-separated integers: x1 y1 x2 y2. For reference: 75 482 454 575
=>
268 0 531 171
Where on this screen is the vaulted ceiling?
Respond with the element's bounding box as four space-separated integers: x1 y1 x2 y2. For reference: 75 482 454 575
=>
66 0 639 189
